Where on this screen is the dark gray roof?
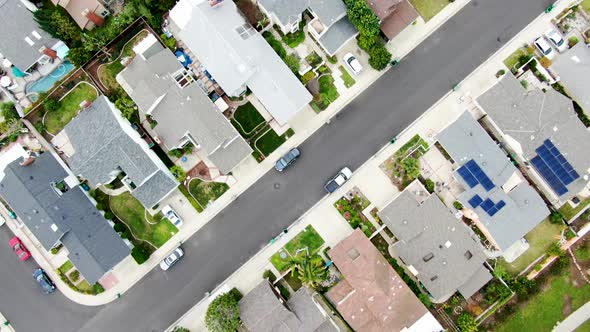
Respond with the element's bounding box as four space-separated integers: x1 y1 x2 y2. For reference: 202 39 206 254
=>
317 17 358 56
477 74 590 200
0 0 59 70
258 0 347 27
379 190 491 301
117 43 252 173
170 0 312 125
553 43 590 114
309 0 348 26
0 153 130 284
239 281 337 332
437 112 549 250
63 96 178 209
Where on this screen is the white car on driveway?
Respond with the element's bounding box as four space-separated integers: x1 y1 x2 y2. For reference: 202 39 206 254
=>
161 205 183 227
160 247 184 271
343 53 363 75
534 36 555 59
544 29 567 53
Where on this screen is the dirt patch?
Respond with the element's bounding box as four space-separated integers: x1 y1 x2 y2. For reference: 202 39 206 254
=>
562 294 573 316
187 161 212 181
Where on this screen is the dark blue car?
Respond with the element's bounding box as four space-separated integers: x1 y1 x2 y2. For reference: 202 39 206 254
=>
33 268 56 294
275 148 301 172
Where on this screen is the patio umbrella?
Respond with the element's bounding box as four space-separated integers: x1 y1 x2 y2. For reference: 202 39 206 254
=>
0 76 11 87
2 59 11 68
12 66 26 78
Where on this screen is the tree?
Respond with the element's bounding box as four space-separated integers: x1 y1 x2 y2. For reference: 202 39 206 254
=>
205 289 242 332
286 252 328 288
547 242 563 256
401 157 420 179
33 7 81 43
457 313 478 332
67 47 93 67
43 98 61 113
169 165 187 182
368 44 392 71
284 54 301 74
344 0 380 36
114 97 136 121
131 243 151 264
0 102 19 121
358 33 376 52
549 211 564 224
172 327 190 332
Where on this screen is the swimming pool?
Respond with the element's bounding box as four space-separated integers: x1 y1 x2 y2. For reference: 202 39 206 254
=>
26 61 75 101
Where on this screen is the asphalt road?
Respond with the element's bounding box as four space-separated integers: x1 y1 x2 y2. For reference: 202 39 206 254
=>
0 0 553 331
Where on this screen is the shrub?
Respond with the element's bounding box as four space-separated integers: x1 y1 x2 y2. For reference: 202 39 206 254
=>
0 102 19 121
51 246 61 254
262 31 287 58
160 34 177 49
168 149 184 158
34 121 46 134
568 36 580 48
457 313 478 332
114 97 136 121
453 201 463 210
539 56 552 68
547 242 563 256
520 79 529 89
318 75 339 103
114 223 127 233
424 178 435 193
131 243 151 264
300 70 316 85
104 211 115 220
263 270 276 283
205 288 242 332
344 0 381 36
281 29 305 48
327 55 337 64
170 165 187 182
358 33 377 51
284 54 301 74
172 327 190 332
534 263 542 271
418 293 433 308
401 157 420 179
95 203 105 211
69 270 80 282
43 98 61 113
92 282 105 295
549 211 564 224
368 44 392 70
496 69 506 77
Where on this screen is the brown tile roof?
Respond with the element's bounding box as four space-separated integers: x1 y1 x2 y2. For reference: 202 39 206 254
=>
327 229 429 332
379 0 419 40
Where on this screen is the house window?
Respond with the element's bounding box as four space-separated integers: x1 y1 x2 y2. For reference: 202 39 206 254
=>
100 9 109 17
173 69 195 88
235 23 256 40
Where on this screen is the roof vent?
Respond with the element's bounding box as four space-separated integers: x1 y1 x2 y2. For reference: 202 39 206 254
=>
430 275 438 281
50 224 58 232
402 219 408 225
347 248 360 260
444 241 452 248
423 252 434 262
553 126 558 132
465 250 473 260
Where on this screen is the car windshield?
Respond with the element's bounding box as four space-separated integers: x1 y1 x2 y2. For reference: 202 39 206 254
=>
13 243 21 251
18 252 26 258
554 37 564 46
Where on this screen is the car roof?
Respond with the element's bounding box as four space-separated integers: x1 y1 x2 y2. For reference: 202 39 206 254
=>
535 37 551 48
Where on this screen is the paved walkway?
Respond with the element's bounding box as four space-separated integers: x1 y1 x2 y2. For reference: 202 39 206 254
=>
554 302 590 332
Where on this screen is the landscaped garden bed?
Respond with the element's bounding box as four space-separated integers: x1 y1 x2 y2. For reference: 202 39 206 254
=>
559 196 590 221
310 74 339 112
334 194 376 238
270 225 325 272
503 46 534 73
409 0 449 22
188 178 229 208
109 192 178 248
231 102 266 138
44 82 98 135
338 66 356 88
57 260 105 295
379 134 429 190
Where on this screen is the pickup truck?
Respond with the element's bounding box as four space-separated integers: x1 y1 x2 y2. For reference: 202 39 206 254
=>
324 167 353 193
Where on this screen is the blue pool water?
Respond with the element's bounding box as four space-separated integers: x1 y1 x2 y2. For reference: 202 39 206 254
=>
26 61 75 101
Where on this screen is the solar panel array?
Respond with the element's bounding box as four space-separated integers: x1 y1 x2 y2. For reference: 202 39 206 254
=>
468 194 505 216
530 139 579 196
457 159 495 191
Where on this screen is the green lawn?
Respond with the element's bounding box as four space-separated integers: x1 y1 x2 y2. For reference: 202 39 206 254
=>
255 128 286 156
270 225 325 272
58 260 74 275
494 271 590 332
188 179 229 207
339 66 356 88
577 318 590 332
44 83 98 134
409 0 449 21
76 280 93 292
284 272 302 291
498 220 564 275
575 244 590 261
109 192 178 247
233 102 266 134
583 0 590 13
98 30 149 92
503 47 534 71
559 197 590 221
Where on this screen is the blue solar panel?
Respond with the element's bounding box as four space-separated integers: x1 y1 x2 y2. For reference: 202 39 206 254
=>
533 140 580 196
480 178 495 191
488 206 499 216
469 195 483 208
481 199 494 212
531 155 568 196
458 166 478 188
495 200 506 210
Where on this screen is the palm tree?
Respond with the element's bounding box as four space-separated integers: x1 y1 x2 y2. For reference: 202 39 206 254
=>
286 252 328 288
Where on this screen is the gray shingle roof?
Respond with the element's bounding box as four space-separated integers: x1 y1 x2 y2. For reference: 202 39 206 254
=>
117 42 252 174
437 112 549 250
0 153 130 284
63 96 178 209
477 74 590 200
0 0 59 70
170 0 312 126
318 17 358 56
553 43 590 112
239 281 336 332
379 190 491 301
257 0 308 27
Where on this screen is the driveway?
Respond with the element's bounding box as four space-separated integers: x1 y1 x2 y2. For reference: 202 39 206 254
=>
0 0 554 331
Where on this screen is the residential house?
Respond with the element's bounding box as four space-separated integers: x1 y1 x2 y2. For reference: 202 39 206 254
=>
0 0 65 72
477 74 590 208
437 111 549 259
117 34 252 174
327 229 443 332
379 185 492 303
258 0 358 56
552 43 590 113
363 0 419 41
0 146 130 284
239 280 339 331
51 0 109 30
169 0 313 126
52 96 178 210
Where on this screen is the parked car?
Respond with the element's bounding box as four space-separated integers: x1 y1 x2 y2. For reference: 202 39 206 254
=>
0 215 5 227
9 236 31 261
534 37 554 59
544 29 567 53
324 167 353 193
161 205 183 227
275 148 301 172
33 268 56 294
343 53 363 75
160 247 184 271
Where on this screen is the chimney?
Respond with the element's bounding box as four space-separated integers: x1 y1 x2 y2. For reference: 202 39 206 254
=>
19 156 36 166
41 47 57 59
83 9 105 27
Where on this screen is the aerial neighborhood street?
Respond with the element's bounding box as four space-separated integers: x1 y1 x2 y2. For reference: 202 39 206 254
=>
3 0 590 331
